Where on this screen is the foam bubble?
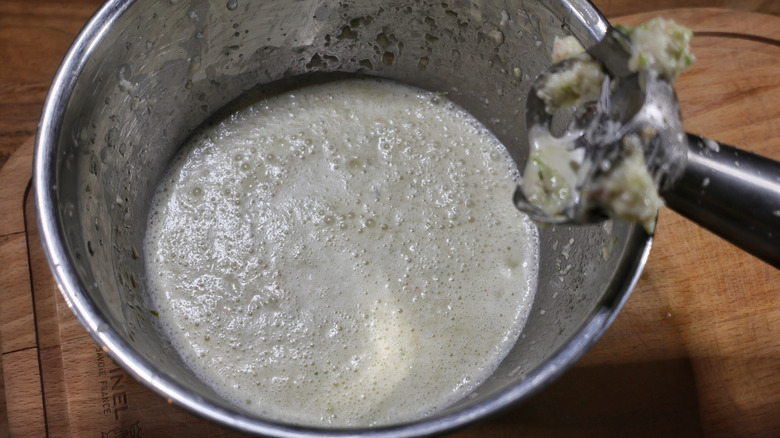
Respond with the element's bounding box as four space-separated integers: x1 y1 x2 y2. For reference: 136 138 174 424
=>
145 78 539 427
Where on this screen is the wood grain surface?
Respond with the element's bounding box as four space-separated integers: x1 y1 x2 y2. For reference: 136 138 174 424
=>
1 3 780 438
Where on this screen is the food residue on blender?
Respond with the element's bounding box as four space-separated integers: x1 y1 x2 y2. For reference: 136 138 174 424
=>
521 18 695 232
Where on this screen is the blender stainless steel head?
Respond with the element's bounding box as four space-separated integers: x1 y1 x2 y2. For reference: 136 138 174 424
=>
516 24 780 267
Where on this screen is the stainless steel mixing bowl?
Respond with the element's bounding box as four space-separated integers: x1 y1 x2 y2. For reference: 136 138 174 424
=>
33 0 651 435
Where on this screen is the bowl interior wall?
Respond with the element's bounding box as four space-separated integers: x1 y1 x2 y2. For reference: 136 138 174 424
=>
54 0 636 422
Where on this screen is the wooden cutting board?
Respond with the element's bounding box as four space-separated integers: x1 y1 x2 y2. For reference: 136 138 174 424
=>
2 8 779 438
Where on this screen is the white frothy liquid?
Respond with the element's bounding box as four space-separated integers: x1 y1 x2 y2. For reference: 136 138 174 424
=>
145 78 539 427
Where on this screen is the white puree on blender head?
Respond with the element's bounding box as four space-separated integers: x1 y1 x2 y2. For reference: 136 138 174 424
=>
523 18 694 232
144 78 539 427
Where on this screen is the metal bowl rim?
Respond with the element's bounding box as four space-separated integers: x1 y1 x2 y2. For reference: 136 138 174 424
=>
32 0 652 435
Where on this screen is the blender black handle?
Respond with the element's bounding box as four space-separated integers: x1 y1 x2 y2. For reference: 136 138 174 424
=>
662 134 780 268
